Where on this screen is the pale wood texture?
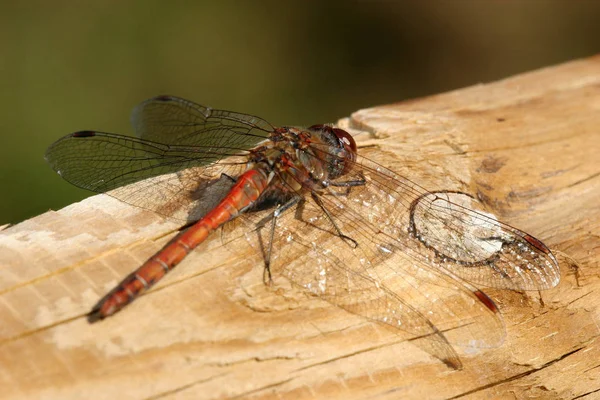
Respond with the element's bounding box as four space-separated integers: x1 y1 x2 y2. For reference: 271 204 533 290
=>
1 56 599 400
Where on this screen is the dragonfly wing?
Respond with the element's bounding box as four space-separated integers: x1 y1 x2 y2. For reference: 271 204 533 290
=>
131 95 274 147
235 206 462 368
407 190 560 290
106 165 242 222
45 131 247 220
231 187 505 366
316 152 560 292
274 195 504 348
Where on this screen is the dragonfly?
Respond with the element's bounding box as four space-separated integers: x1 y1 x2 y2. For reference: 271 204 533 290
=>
45 95 560 368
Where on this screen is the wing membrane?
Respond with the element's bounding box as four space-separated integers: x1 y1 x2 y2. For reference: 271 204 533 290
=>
131 95 274 146
230 183 505 367
323 154 560 291
45 95 276 220
45 131 248 220
274 195 505 346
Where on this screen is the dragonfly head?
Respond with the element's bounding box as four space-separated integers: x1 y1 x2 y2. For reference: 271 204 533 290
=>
308 124 357 177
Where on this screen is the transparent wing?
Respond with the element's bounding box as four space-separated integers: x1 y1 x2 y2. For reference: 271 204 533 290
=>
318 153 560 291
131 95 274 146
233 188 505 368
45 131 248 221
272 229 465 368
46 96 276 220
306 138 559 291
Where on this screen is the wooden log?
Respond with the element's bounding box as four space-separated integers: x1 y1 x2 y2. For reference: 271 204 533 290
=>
1 55 599 400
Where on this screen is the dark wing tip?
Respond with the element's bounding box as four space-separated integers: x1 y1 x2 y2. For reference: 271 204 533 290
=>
153 95 175 102
442 355 463 370
72 130 97 138
45 131 98 172
473 289 500 314
523 234 553 257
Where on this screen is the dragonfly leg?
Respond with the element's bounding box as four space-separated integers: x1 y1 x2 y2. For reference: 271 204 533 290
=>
328 173 366 195
220 173 237 182
263 196 303 284
329 177 366 187
310 192 358 248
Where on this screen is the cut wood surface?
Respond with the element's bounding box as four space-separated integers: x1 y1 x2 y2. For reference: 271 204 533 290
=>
1 56 599 400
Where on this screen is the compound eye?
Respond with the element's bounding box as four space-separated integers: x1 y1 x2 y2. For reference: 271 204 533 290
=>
332 128 357 153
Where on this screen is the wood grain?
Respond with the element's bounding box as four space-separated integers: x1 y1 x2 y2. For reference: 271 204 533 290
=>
1 55 599 400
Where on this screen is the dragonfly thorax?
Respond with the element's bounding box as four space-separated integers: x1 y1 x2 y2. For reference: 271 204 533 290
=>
253 126 356 194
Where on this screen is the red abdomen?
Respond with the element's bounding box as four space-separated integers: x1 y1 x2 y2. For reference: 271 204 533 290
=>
89 168 269 321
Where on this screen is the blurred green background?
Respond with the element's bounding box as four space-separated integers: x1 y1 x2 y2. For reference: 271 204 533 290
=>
1 1 599 225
